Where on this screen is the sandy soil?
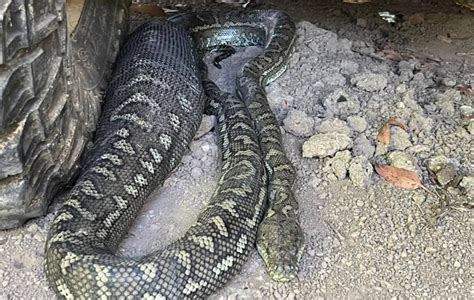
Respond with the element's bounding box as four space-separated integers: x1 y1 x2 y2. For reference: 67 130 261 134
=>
0 1 473 299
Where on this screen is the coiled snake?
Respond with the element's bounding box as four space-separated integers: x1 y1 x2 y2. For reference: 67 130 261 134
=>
45 9 304 299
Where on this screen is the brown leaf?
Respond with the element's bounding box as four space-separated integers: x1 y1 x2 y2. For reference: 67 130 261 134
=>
456 84 473 96
386 118 408 131
131 3 166 17
374 164 431 193
377 124 391 144
383 49 403 61
377 118 407 145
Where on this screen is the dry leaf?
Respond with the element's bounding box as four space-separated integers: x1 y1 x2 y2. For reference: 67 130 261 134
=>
383 49 403 61
377 118 407 145
374 164 431 193
131 3 166 17
377 124 391 144
386 118 408 131
456 84 473 96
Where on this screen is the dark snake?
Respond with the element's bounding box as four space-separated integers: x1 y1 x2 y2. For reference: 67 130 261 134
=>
45 9 304 299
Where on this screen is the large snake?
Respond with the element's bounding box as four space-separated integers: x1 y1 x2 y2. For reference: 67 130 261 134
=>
45 10 304 299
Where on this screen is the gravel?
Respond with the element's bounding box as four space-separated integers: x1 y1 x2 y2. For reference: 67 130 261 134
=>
283 109 315 137
1 2 473 299
302 133 353 158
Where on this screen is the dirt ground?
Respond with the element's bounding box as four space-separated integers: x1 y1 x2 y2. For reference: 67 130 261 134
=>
0 1 473 299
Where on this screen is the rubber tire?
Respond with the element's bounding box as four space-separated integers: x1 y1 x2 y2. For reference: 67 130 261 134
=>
0 0 131 229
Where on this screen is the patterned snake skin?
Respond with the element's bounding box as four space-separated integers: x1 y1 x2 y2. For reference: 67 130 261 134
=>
45 10 304 299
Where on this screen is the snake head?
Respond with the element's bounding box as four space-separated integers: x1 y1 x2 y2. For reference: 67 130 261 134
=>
256 213 305 282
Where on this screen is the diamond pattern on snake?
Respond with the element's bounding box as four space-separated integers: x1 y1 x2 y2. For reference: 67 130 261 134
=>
45 9 304 299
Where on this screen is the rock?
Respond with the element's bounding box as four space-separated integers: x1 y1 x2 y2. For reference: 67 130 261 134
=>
352 135 375 158
407 145 431 154
340 60 359 75
427 155 459 186
191 167 203 179
467 120 474 134
396 83 407 94
441 77 456 87
302 24 339 54
436 89 461 116
322 89 360 117
194 115 215 139
347 116 367 133
317 118 351 135
427 155 449 172
322 73 346 86
327 150 352 179
356 18 368 27
283 109 315 137
402 89 422 111
266 85 294 119
459 105 473 120
391 127 412 150
409 112 433 133
348 156 373 187
387 151 417 171
302 133 353 158
350 72 387 92
459 175 474 197
435 164 459 186
405 13 425 25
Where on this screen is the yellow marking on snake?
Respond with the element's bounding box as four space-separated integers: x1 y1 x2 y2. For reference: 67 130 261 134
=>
210 216 228 237
113 139 135 154
190 235 215 253
92 166 117 181
53 211 74 224
124 185 139 197
134 173 148 187
160 134 172 150
212 256 235 276
113 195 128 209
115 128 129 138
140 263 159 281
80 180 102 198
149 148 163 164
100 153 122 165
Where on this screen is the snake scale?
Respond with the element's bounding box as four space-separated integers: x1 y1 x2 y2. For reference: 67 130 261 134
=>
45 9 304 299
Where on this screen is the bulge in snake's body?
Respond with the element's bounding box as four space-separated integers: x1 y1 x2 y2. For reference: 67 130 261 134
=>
45 10 303 299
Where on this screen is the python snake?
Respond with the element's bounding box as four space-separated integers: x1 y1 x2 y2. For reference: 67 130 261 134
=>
45 9 304 299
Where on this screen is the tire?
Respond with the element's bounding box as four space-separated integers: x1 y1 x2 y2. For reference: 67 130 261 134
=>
0 0 130 229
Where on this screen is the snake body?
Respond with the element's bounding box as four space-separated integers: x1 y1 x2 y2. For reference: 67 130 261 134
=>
45 10 303 299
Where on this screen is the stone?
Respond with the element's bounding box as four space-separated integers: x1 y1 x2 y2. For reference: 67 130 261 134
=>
435 164 459 186
350 72 388 92
459 105 473 120
436 89 462 116
441 77 456 87
427 155 449 173
340 60 359 75
352 135 375 158
317 118 351 135
322 89 360 117
356 18 368 27
194 115 215 139
327 150 352 179
426 155 459 186
283 109 315 137
459 175 474 197
347 116 368 133
466 120 474 134
391 127 412 150
302 133 353 158
387 151 417 171
348 156 373 187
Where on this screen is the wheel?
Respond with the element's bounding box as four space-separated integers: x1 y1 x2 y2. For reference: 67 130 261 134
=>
0 0 130 229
